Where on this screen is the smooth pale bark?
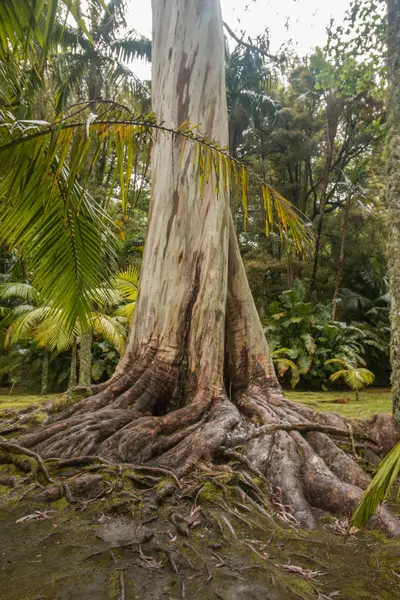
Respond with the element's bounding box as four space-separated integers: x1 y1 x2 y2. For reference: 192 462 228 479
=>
79 331 92 387
331 194 352 320
387 0 400 428
115 0 278 412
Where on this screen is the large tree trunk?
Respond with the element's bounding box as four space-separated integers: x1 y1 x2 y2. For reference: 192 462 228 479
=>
4 0 400 536
387 0 400 429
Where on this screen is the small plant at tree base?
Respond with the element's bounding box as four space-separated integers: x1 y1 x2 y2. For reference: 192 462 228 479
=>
326 358 375 400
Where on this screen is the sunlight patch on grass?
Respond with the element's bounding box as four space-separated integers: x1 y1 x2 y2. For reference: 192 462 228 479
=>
286 388 392 419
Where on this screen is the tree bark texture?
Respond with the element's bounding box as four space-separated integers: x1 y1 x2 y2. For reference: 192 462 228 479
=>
79 331 92 387
3 0 399 536
68 339 77 390
387 0 400 429
41 350 49 396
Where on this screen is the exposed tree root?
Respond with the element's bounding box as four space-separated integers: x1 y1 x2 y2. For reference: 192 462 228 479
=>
0 376 399 538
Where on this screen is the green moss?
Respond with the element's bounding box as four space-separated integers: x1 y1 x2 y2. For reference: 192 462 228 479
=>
52 497 69 510
0 449 37 474
252 476 263 486
198 481 222 503
26 410 48 425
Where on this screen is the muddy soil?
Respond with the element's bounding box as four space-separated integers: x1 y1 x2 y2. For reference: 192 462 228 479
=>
1 493 400 600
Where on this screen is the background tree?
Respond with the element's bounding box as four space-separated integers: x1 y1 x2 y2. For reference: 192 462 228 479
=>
386 0 400 428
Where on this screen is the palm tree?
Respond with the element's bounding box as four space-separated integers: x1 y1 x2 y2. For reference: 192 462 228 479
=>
52 1 151 113
225 46 275 157
326 358 375 401
0 281 128 391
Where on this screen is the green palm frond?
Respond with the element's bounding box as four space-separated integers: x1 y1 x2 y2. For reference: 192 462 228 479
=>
91 312 126 353
0 282 41 305
0 118 117 330
93 286 123 309
4 306 54 347
34 312 78 351
114 265 140 302
114 302 135 324
0 0 104 63
53 55 90 114
351 442 400 528
110 33 152 63
327 359 375 390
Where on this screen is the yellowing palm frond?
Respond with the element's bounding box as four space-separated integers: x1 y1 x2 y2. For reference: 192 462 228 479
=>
5 306 53 347
34 312 78 352
114 302 136 325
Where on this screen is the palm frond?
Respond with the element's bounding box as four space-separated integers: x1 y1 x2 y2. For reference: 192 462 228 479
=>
110 33 152 63
90 311 126 353
0 117 117 330
114 265 140 301
114 302 135 324
0 282 41 305
351 442 400 528
34 311 78 351
4 306 54 346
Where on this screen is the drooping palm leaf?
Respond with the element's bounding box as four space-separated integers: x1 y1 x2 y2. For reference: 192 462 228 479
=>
351 442 400 528
0 118 117 329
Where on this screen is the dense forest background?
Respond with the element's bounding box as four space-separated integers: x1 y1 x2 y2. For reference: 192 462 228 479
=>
0 0 390 395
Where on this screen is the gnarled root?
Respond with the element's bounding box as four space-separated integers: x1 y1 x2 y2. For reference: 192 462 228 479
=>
1 375 399 537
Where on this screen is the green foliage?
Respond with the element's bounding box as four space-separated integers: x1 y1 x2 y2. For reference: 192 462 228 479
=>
352 442 400 528
326 358 375 392
265 280 381 389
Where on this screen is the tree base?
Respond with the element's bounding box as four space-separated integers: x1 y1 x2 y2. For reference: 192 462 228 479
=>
0 380 399 537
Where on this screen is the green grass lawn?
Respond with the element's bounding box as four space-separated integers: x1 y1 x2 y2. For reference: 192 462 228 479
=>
0 388 392 420
286 387 392 419
0 390 50 412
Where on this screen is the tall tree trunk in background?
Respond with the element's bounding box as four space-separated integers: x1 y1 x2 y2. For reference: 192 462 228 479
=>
68 339 77 389
331 194 352 320
79 331 92 387
14 0 400 537
308 92 340 299
387 0 400 429
41 349 49 395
